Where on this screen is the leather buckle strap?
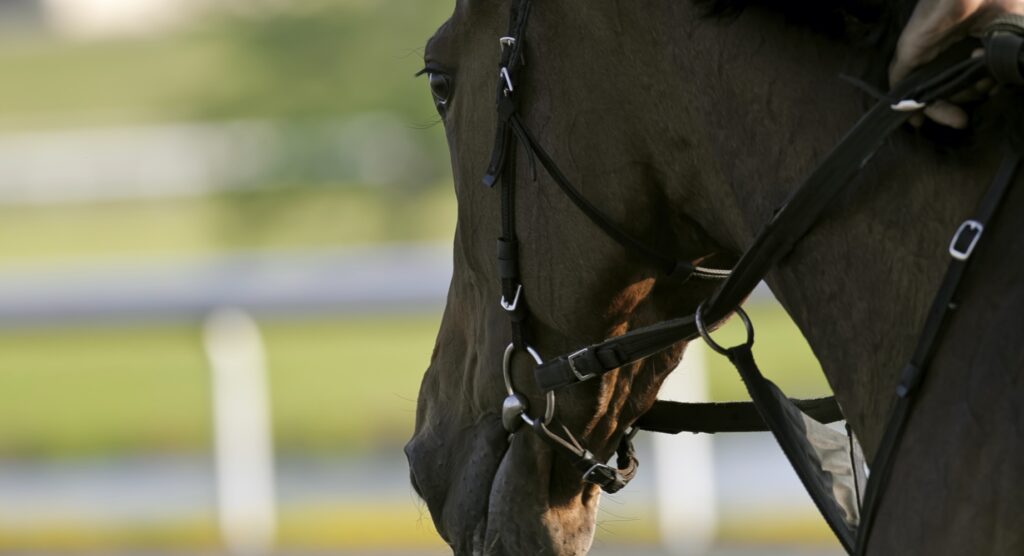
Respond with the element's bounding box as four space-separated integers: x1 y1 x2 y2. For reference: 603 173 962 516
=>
567 348 597 381
535 346 625 391
581 462 626 493
578 430 638 494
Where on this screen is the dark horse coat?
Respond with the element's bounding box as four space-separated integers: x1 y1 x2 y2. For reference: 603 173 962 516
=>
406 0 1024 553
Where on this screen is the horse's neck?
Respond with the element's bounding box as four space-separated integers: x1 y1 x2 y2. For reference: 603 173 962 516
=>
682 14 1008 455
673 11 1024 550
732 81 1009 458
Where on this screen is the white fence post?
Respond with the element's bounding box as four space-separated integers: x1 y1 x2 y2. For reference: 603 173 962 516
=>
652 345 717 554
203 308 277 555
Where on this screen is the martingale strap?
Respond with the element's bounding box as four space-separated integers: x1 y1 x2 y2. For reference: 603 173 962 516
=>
854 152 1022 555
724 344 865 552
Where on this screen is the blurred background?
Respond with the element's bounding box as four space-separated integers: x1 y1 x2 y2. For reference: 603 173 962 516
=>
0 0 844 554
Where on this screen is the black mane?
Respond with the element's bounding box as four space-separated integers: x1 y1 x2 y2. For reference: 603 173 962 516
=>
696 0 917 44
695 0 898 31
695 0 918 87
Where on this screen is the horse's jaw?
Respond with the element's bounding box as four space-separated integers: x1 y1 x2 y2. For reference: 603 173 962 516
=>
406 416 600 556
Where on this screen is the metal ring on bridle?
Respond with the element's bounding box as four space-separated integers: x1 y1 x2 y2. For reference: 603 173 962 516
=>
502 342 556 425
694 302 754 356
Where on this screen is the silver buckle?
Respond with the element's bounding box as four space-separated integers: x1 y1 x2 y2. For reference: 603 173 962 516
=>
582 461 614 486
500 284 522 312
949 219 983 261
567 348 597 382
500 67 514 95
499 36 516 52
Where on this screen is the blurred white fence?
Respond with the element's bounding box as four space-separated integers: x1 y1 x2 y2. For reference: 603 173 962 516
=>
203 308 276 555
0 243 452 326
0 116 437 205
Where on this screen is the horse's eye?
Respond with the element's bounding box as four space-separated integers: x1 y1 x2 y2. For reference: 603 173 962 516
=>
427 72 452 115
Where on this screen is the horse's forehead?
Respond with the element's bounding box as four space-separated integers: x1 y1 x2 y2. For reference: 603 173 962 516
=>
423 2 495 61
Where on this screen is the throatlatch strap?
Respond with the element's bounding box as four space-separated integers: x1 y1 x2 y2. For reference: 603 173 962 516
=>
854 153 1022 555
510 115 691 277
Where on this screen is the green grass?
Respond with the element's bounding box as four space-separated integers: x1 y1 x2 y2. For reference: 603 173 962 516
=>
0 315 441 457
0 323 213 457
0 306 827 458
0 185 456 266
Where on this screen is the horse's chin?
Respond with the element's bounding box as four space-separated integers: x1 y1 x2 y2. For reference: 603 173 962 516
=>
478 430 601 556
408 417 599 555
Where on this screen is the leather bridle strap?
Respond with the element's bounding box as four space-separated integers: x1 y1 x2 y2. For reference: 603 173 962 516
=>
492 0 530 351
507 113 702 280
489 0 641 493
534 49 989 393
854 152 1022 555
635 396 843 434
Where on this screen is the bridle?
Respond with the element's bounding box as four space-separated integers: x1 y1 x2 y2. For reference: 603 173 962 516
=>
479 1 1024 553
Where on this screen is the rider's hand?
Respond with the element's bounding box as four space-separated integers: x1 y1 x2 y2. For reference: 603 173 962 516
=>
890 0 1024 128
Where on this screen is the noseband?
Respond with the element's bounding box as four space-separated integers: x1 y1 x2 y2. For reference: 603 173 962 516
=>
481 1 1024 553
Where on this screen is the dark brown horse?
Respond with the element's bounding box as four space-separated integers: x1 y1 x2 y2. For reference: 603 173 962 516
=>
405 0 1024 553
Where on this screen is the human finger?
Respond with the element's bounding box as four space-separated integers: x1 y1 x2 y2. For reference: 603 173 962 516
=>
923 100 969 129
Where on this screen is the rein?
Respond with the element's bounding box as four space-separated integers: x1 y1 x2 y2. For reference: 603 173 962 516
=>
482 1 1024 552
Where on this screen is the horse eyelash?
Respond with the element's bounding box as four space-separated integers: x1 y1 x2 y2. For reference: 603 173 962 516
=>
415 64 449 78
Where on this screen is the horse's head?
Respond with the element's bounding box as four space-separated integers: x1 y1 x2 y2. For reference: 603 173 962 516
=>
403 2 742 553
404 0 896 553
401 0 1024 553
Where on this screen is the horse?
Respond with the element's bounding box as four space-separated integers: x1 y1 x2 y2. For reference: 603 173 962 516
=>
404 0 1024 554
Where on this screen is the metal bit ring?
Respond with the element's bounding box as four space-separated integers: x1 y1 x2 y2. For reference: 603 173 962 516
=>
694 302 754 356
502 342 555 425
